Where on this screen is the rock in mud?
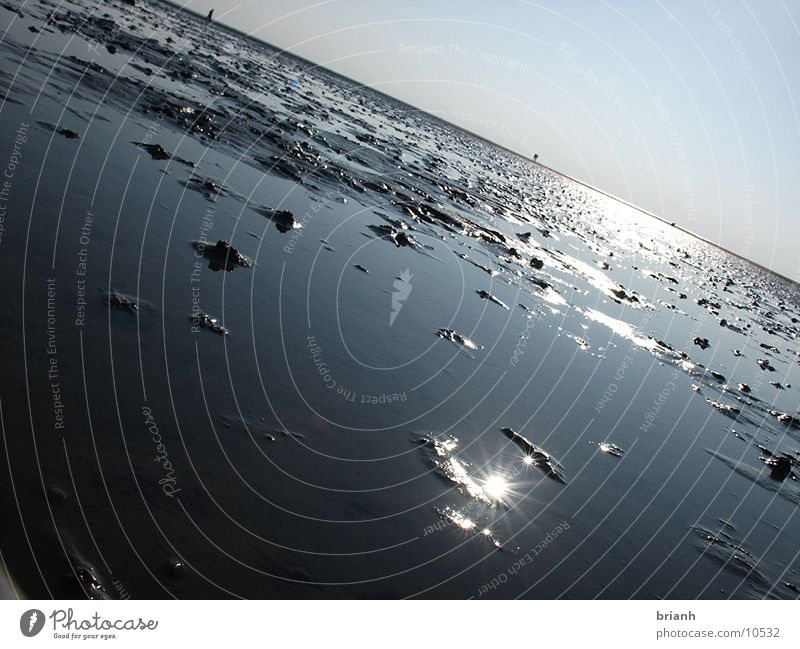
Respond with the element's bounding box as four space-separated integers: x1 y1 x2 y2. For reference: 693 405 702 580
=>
193 239 252 271
191 312 228 335
260 207 301 233
435 328 482 351
105 290 138 311
368 224 419 248
610 286 639 304
757 358 775 371
134 142 171 160
475 289 509 310
706 399 741 417
765 456 793 482
500 427 566 484
770 411 800 429
599 442 624 457
73 564 110 600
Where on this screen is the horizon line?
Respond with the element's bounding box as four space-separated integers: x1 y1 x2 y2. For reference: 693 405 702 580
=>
165 0 799 287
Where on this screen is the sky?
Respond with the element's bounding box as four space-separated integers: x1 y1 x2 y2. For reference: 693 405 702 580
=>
178 0 800 279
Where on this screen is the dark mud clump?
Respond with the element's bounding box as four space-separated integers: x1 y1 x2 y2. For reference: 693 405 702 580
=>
649 271 679 284
770 411 800 429
134 142 171 160
770 458 795 482
368 224 419 249
761 454 795 482
757 358 775 371
133 141 194 166
72 564 111 600
37 121 80 139
599 442 624 457
435 328 482 351
191 312 228 335
183 176 231 202
475 289 509 310
696 297 722 315
500 427 566 484
104 290 138 312
705 399 741 418
459 253 497 276
259 207 301 233
166 558 187 578
610 286 640 304
693 337 711 350
192 239 252 271
707 449 800 508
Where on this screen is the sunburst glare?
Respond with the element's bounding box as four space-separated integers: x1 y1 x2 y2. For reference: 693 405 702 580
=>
484 475 509 500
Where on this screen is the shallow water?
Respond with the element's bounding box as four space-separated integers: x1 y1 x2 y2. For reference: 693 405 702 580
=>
1 0 799 599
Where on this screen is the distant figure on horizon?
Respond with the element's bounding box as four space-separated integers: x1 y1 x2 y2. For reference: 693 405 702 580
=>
533 153 539 163
207 9 214 21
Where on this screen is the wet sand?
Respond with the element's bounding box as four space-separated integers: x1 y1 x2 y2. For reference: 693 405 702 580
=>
0 0 799 599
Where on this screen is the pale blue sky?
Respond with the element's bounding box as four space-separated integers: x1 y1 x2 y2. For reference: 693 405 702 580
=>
179 0 800 278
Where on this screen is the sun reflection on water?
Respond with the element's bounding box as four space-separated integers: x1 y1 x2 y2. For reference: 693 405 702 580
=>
484 475 509 500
